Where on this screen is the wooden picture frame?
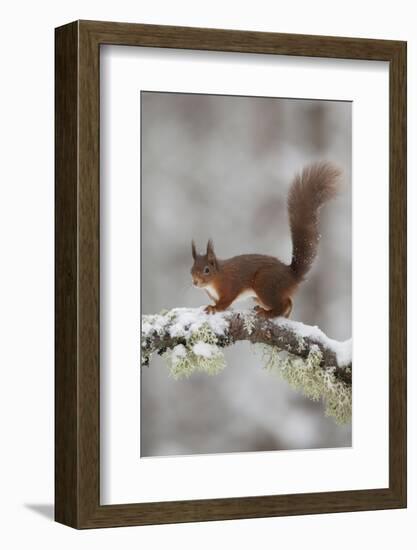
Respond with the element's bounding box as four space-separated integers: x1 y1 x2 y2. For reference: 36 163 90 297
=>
55 20 407 528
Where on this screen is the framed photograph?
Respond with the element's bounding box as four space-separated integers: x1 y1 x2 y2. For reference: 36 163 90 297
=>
55 20 406 528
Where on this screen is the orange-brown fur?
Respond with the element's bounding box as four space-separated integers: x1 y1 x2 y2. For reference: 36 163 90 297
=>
191 162 341 318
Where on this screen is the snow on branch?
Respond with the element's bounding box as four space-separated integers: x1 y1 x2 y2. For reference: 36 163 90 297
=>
141 307 352 423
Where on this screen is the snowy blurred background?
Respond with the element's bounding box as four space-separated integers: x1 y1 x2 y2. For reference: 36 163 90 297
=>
140 91 352 457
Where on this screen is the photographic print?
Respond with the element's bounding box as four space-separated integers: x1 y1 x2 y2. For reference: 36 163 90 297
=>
56 21 405 527
140 91 352 458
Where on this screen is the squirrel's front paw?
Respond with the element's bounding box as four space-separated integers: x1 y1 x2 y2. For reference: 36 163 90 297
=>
204 305 217 314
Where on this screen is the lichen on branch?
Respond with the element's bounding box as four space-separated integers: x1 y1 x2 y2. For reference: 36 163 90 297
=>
141 307 352 423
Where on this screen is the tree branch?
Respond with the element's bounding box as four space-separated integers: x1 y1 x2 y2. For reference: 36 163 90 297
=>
141 307 351 385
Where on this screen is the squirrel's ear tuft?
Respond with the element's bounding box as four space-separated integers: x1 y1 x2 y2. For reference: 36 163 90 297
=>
191 239 197 260
206 239 216 264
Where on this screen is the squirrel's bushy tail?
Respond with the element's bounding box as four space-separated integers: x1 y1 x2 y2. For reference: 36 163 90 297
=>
288 162 341 280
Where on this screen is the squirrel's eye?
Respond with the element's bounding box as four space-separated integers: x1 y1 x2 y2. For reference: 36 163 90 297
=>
203 266 210 274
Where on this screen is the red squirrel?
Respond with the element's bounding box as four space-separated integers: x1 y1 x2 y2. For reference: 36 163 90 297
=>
191 162 341 319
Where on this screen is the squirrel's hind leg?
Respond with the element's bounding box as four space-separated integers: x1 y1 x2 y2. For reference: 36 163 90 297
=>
254 296 293 319
252 297 271 313
253 269 294 319
255 299 292 319
254 297 293 319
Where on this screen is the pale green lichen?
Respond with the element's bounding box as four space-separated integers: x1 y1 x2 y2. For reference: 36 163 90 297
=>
189 323 218 346
166 323 226 380
258 343 352 424
242 311 256 335
141 346 151 368
296 335 306 353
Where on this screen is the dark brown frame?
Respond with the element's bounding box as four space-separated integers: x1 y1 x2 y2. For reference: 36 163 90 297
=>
55 20 407 529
